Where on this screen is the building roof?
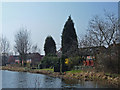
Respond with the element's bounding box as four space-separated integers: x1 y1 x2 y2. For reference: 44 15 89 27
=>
79 46 106 56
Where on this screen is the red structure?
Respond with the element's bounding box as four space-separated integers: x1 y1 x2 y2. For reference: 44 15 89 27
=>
8 55 18 64
86 60 89 66
82 56 95 66
83 61 86 66
90 60 94 66
15 60 20 64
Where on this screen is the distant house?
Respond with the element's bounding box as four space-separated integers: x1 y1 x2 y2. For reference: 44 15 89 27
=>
14 56 20 64
79 46 106 56
107 43 120 59
107 43 120 51
8 53 44 65
27 53 44 65
78 46 106 66
8 55 19 64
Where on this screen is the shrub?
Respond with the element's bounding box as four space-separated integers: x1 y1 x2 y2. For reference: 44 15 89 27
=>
66 56 81 70
41 56 59 69
96 45 119 74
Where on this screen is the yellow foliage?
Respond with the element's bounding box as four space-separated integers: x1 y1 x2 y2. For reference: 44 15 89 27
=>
65 58 69 64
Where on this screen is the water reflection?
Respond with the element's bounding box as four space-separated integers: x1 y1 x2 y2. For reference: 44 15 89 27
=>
62 78 115 88
2 70 115 88
2 70 62 88
16 72 28 88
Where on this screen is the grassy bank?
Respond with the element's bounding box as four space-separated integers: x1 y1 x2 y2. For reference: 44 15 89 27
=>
1 66 119 88
1 66 54 75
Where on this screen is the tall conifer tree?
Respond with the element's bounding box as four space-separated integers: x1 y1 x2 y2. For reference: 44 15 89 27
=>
61 16 78 57
44 36 56 56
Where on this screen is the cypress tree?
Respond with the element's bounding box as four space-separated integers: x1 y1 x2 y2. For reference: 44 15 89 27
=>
61 16 78 57
44 36 56 56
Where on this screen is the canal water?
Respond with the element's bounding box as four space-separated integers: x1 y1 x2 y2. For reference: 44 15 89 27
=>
1 70 115 88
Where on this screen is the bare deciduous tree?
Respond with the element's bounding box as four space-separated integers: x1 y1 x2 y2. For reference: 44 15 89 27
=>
0 36 10 65
78 34 95 48
14 28 31 66
31 44 41 54
1 36 10 54
87 12 119 47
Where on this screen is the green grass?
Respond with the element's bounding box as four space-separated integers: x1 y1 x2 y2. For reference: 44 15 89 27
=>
36 68 54 72
105 72 120 77
105 73 111 76
66 70 83 73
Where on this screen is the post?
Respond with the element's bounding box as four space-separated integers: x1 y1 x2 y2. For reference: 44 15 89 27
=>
60 58 62 73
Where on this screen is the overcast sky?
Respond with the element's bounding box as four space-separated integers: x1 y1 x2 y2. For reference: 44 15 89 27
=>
2 2 118 55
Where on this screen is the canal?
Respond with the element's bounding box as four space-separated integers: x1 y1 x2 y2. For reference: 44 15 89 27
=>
2 70 115 88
